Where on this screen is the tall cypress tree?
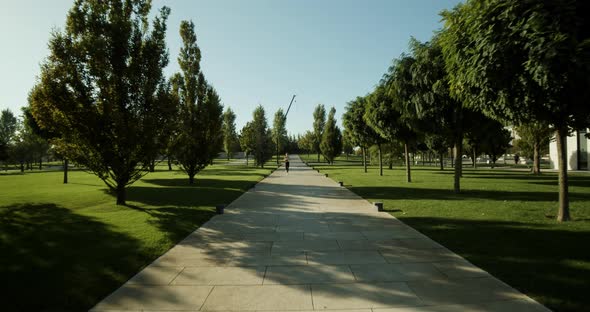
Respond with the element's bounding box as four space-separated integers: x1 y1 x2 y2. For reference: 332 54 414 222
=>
320 107 343 164
172 20 223 184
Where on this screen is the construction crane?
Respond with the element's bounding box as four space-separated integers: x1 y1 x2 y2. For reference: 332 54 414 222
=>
277 95 296 164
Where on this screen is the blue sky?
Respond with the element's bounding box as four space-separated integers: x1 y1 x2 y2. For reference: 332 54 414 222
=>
0 0 461 135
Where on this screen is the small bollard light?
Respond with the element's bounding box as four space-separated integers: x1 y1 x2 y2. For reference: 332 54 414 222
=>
325 173 329 177
216 204 226 214
338 181 344 187
374 202 384 212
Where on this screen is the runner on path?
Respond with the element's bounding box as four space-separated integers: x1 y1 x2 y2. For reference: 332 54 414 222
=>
284 153 290 174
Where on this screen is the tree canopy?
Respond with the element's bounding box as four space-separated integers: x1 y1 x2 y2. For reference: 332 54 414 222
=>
172 20 223 184
320 107 342 164
440 0 590 220
29 0 173 204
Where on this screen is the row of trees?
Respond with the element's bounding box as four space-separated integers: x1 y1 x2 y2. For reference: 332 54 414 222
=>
342 0 589 222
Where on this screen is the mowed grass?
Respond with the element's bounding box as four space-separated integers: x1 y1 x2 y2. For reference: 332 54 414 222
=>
302 155 590 312
0 161 275 311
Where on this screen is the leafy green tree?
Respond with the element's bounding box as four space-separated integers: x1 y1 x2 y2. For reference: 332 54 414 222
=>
29 0 172 204
297 131 315 158
312 104 326 162
0 109 17 164
403 38 465 190
514 123 553 174
342 130 354 160
250 106 274 168
320 107 343 164
373 59 418 183
272 108 287 164
172 20 223 184
222 108 238 160
21 107 50 170
239 122 255 166
480 123 512 168
343 97 380 173
365 86 404 177
440 0 590 221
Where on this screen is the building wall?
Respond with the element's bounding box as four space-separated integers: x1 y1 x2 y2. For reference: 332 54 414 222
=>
549 129 590 171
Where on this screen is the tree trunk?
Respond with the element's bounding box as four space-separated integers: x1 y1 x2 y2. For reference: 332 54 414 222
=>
246 153 249 166
473 148 477 169
454 141 462 193
378 144 383 176
116 184 126 205
533 140 541 175
189 174 195 184
149 160 155 172
362 147 367 173
20 162 24 173
556 128 570 222
439 151 444 170
39 158 42 170
168 157 172 171
63 159 68 184
404 143 411 183
317 152 320 162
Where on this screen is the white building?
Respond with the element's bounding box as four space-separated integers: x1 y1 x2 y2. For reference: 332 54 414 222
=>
549 129 589 171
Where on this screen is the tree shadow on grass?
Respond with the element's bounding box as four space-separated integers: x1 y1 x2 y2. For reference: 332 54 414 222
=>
0 203 151 311
350 185 590 202
397 216 590 312
141 177 256 190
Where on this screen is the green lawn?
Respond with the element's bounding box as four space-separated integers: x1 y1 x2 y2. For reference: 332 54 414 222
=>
302 155 590 312
0 161 275 311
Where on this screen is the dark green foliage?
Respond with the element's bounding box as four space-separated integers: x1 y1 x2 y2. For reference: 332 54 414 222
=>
320 107 343 164
297 131 315 156
243 106 273 168
172 20 224 184
514 122 553 174
0 109 17 161
312 104 326 161
272 108 287 163
29 0 173 204
440 0 590 220
222 108 238 160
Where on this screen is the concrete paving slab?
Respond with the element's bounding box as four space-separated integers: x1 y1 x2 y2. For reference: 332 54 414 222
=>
241 232 304 241
362 230 426 240
305 231 366 240
201 285 313 311
271 240 341 252
381 247 462 263
406 277 527 305
311 282 424 309
151 252 231 267
126 266 183 285
264 265 356 284
171 266 265 285
92 285 212 310
433 260 491 279
350 263 447 282
227 252 308 266
307 251 388 265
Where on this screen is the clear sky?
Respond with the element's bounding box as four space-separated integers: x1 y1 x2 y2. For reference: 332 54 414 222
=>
0 0 462 136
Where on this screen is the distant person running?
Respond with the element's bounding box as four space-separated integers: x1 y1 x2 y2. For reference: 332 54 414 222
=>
284 153 290 174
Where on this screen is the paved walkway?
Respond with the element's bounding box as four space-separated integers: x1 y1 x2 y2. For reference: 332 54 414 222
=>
92 155 550 312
